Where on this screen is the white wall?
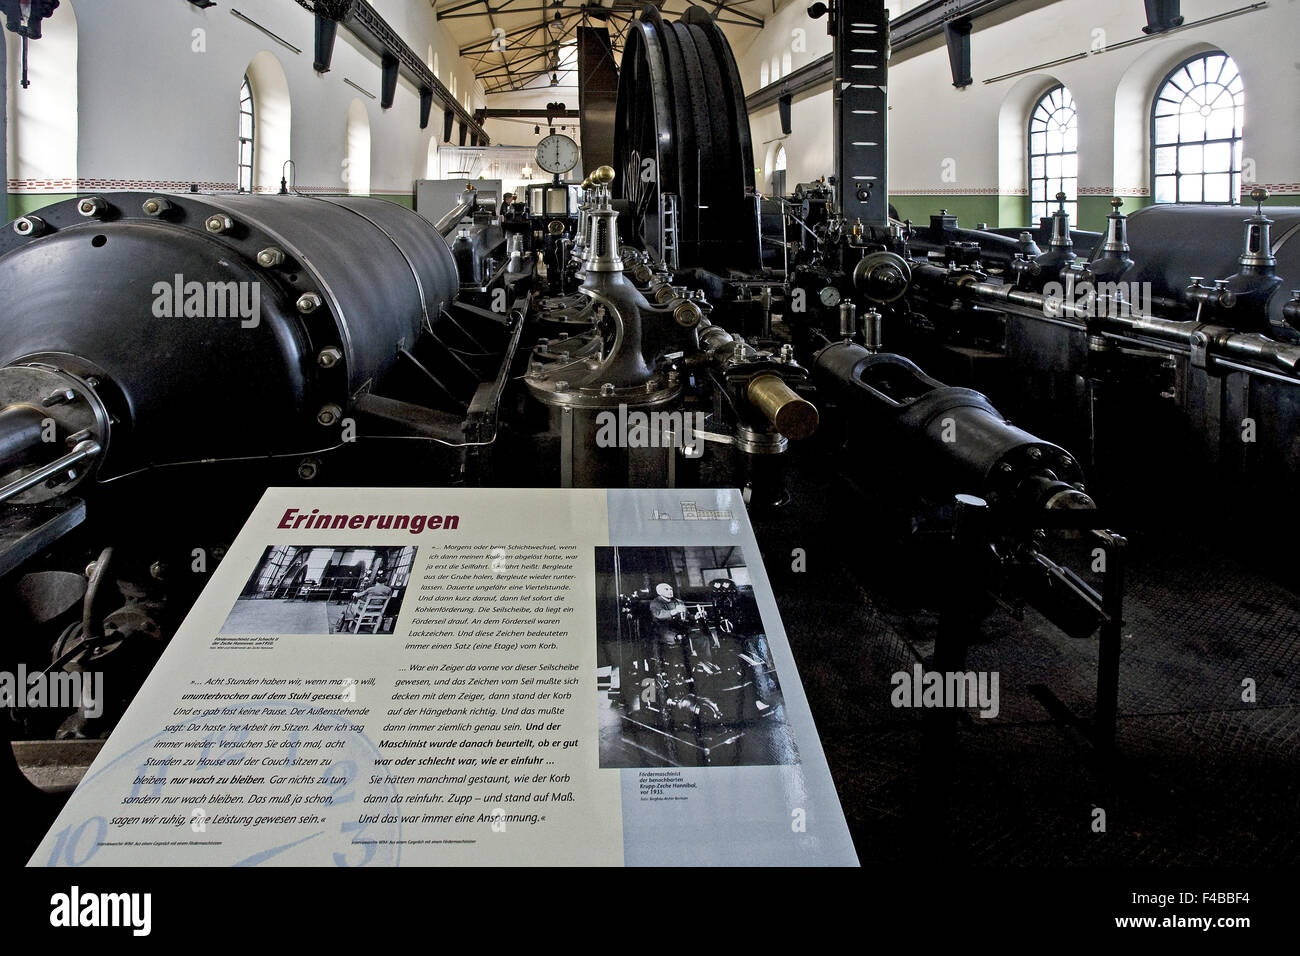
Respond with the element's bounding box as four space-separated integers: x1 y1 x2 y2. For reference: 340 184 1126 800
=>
5 0 77 192
6 0 489 203
743 0 1300 205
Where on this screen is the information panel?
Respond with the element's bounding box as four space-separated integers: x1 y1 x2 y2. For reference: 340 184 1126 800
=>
31 488 857 867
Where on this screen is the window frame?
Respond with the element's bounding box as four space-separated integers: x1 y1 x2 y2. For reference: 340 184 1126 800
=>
1027 83 1078 225
1149 50 1244 206
238 74 255 193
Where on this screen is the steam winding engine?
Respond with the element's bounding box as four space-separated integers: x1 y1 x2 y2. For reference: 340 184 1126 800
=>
1 3 1296 782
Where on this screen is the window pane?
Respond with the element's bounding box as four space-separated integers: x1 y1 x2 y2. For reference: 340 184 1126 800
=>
1154 176 1176 203
1155 146 1178 174
1203 173 1230 203
1031 181 1046 201
1204 141 1231 173
1179 112 1205 142
1030 155 1045 178
1205 108 1234 140
1179 176 1203 202
1062 154 1078 179
1046 154 1062 179
1178 144 1204 174
1030 131 1046 154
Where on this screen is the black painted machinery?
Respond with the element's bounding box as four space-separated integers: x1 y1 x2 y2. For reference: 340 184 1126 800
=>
1 2 1297 789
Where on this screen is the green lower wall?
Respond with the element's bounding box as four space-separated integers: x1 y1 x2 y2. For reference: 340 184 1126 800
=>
889 194 1002 231
7 193 76 219
6 191 415 221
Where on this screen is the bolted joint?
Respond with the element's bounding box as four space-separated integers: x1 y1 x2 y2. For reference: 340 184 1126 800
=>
298 457 321 481
316 403 343 426
205 214 234 234
297 292 323 314
257 246 286 268
13 216 46 237
317 347 343 368
77 196 108 218
141 197 172 217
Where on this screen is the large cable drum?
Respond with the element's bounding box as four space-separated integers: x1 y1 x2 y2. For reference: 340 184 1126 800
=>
612 5 760 272
0 192 458 482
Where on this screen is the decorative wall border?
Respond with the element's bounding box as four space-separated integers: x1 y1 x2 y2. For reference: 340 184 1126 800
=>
890 186 1011 195
6 177 414 196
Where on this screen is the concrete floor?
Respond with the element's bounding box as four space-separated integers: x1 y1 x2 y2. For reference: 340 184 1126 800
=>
220 598 337 635
743 469 1300 866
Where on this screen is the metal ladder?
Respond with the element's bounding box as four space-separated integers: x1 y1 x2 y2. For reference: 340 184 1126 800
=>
660 191 680 270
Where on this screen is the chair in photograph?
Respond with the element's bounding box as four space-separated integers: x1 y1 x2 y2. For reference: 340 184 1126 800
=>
353 596 390 634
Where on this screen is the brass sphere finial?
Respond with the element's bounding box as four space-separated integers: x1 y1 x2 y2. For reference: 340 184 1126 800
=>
592 165 616 185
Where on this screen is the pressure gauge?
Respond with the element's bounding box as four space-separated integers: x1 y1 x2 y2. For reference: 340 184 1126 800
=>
535 133 580 175
819 286 842 308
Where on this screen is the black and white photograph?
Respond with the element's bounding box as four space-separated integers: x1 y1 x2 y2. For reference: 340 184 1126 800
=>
222 545 417 635
595 546 797 768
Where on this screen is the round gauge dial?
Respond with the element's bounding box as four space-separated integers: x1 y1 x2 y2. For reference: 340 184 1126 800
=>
819 286 842 308
535 133 580 175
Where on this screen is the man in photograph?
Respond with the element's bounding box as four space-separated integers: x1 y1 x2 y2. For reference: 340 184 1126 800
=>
648 583 711 659
337 573 394 633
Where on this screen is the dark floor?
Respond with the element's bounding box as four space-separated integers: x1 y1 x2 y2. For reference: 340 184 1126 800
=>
749 472 1300 867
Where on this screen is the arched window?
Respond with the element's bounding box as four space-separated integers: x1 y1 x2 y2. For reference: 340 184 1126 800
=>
5 0 77 208
243 52 291 193
1028 84 1077 223
346 99 371 197
782 51 792 76
237 75 254 193
1151 51 1243 204
772 143 787 196
760 61 769 87
770 56 780 83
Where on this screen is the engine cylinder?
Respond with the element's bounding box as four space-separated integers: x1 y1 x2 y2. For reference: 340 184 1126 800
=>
0 193 459 480
1119 204 1300 330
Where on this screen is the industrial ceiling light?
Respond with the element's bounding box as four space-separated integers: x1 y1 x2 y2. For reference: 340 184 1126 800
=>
2 0 60 88
551 73 559 86
535 125 541 134
2 0 58 40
